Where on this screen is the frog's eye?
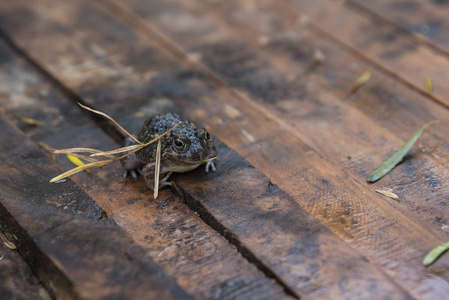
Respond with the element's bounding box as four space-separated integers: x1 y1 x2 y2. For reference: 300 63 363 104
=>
173 139 187 152
204 131 210 141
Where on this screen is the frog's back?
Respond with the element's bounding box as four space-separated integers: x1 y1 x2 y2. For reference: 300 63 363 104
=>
137 113 182 143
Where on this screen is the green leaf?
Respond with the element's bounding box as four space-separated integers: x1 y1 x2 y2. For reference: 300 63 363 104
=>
423 242 449 266
367 121 438 182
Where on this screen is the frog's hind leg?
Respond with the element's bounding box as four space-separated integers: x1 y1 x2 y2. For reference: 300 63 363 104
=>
142 163 172 190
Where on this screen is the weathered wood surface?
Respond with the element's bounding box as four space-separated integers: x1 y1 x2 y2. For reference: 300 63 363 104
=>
0 114 191 300
1 0 449 299
0 39 287 299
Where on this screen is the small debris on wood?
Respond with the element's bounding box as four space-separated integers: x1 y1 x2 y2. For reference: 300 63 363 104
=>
423 242 449 266
367 120 438 182
0 108 42 126
0 255 4 261
348 71 371 95
375 190 399 201
425 78 433 95
0 232 17 250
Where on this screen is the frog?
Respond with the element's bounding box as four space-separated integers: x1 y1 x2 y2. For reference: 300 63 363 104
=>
121 112 217 190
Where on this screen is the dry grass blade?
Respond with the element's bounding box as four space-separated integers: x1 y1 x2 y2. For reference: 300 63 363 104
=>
50 121 182 183
116 121 182 160
50 160 113 183
348 71 371 95
0 232 17 250
375 190 399 201
55 148 115 159
90 144 142 157
0 255 4 261
78 102 142 145
38 142 56 162
154 139 162 199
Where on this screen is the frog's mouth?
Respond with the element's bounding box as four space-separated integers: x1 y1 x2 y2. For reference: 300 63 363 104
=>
165 156 217 169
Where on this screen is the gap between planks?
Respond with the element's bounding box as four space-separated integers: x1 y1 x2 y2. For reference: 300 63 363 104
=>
0 20 299 300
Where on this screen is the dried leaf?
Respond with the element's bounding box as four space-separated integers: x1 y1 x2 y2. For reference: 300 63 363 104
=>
0 232 17 250
65 153 99 163
348 71 371 95
367 120 438 182
425 78 433 95
154 139 162 199
375 190 399 201
423 242 449 266
50 160 113 183
78 103 142 145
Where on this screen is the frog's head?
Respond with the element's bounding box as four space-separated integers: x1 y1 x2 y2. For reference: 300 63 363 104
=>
163 122 214 167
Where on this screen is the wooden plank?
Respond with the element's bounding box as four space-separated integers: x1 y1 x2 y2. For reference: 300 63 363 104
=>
278 0 449 108
0 40 288 299
79 0 449 298
147 0 449 243
352 0 449 54
0 114 191 300
0 245 47 300
0 0 416 299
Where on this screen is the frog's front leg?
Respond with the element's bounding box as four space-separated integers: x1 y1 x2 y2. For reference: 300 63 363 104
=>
142 162 173 190
120 137 144 178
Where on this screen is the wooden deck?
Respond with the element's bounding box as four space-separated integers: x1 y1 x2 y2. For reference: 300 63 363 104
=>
1 0 449 299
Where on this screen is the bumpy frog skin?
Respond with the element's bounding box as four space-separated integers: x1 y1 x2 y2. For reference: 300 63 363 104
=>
121 113 217 190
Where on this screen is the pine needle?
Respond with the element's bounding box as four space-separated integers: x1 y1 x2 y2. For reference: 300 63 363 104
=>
154 139 162 199
78 102 142 145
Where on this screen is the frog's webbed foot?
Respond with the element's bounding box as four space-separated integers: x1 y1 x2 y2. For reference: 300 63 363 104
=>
122 168 144 179
159 172 173 188
205 160 216 173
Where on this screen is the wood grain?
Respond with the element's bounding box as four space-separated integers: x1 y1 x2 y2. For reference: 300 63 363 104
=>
0 0 415 298
0 39 288 300
0 114 190 300
280 0 449 108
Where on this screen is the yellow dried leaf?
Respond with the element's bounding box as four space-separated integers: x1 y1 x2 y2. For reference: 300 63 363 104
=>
67 154 90 173
375 190 399 201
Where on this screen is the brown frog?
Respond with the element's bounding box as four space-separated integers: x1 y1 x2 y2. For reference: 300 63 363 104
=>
121 113 217 190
